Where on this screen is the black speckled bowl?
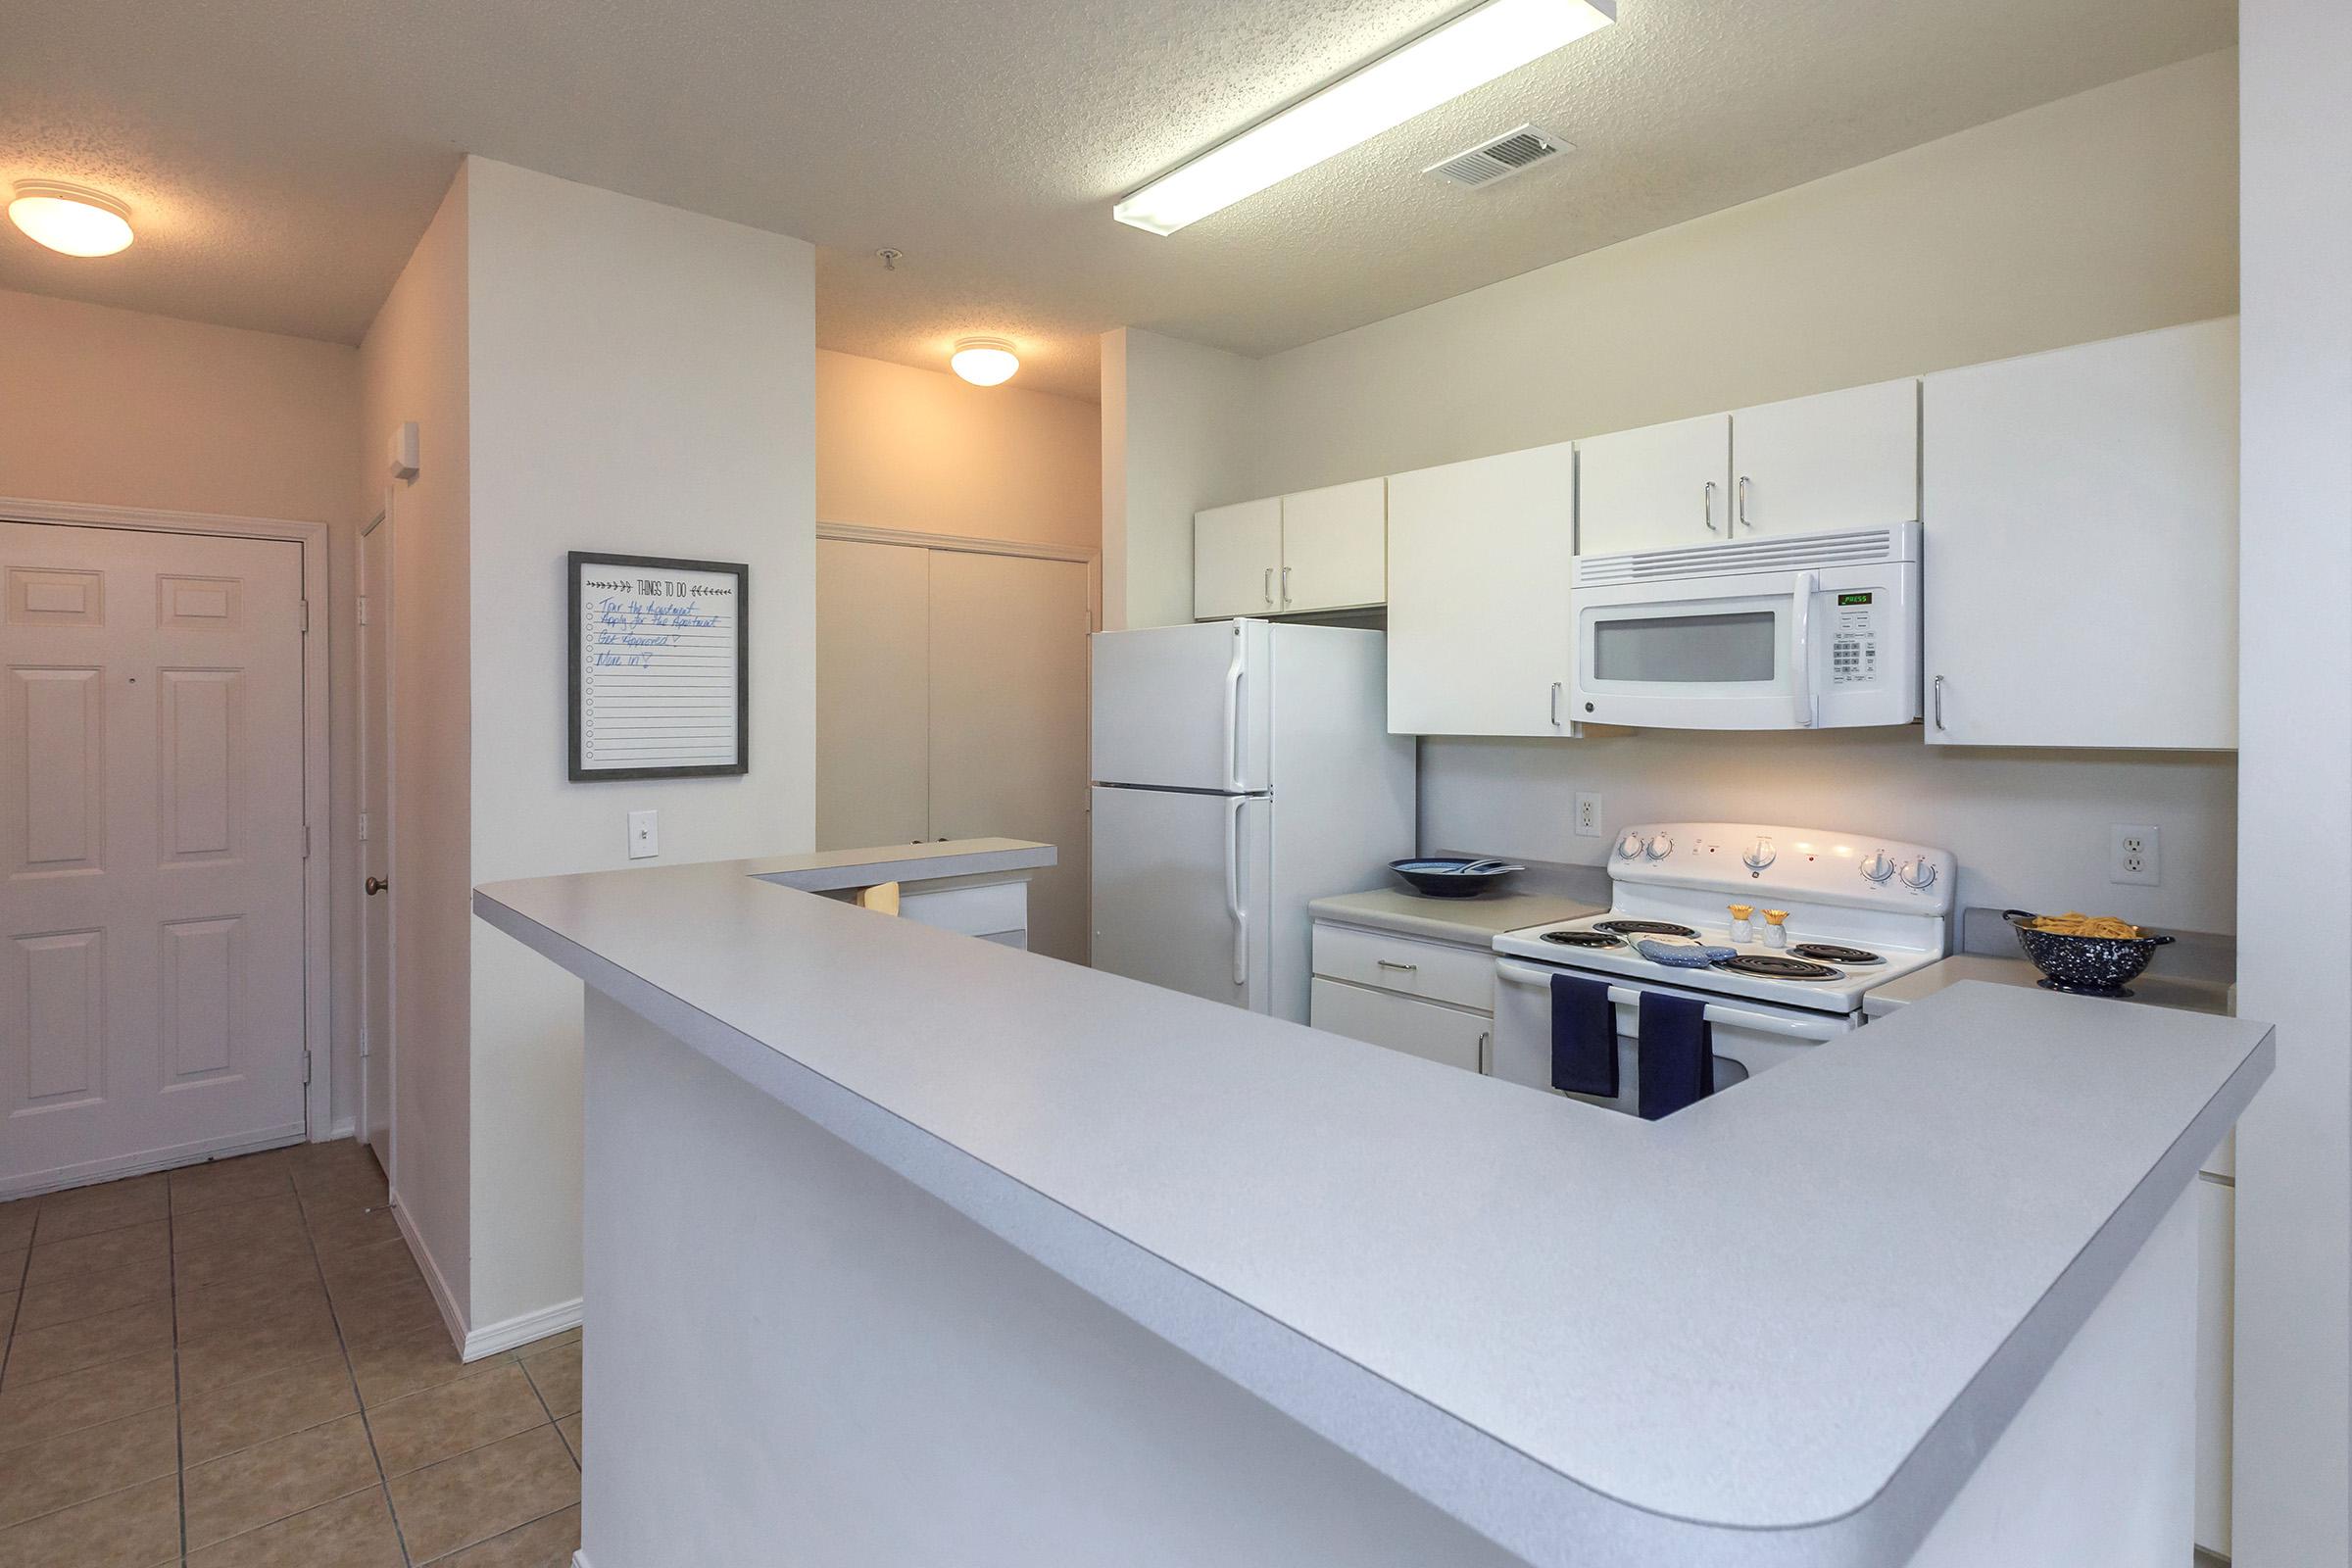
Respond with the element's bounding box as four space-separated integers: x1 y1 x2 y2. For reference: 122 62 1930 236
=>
2002 909 2175 998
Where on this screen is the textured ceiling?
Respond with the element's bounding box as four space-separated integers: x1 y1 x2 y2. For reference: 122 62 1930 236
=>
1 0 2233 400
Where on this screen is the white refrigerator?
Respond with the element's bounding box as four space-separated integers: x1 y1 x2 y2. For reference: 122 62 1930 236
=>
1090 619 1415 1022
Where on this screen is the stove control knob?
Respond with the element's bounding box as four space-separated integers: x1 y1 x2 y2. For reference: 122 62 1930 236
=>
1898 856 1938 891
1616 831 1645 860
1860 850 1895 884
1742 837 1776 872
1643 833 1675 860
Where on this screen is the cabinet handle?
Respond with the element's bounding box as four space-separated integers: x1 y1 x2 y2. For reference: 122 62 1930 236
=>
1703 479 1718 533
1262 567 1274 608
1933 674 1946 732
1550 680 1563 727
1737 475 1752 530
1281 565 1292 608
1376 958 1419 972
1479 1030 1492 1073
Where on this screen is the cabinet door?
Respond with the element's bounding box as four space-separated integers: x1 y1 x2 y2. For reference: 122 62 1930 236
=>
1193 498 1281 619
1280 478 1386 612
1308 977 1489 1074
1387 443 1577 736
1729 379 1919 538
1574 413 1730 557
1923 318 2237 748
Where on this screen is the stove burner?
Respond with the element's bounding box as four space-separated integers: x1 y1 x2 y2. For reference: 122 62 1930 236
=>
1714 955 1844 980
1541 930 1626 949
1593 919 1699 938
1790 943 1885 965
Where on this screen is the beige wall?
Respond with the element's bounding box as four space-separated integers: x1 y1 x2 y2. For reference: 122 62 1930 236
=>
358 167 474 1315
0 286 373 1138
464 158 817 1335
1208 50 2243 934
1247 49 2239 495
816 349 1097 552
1100 326 1264 629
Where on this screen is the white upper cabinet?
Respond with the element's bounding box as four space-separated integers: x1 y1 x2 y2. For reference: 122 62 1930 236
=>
1728 378 1920 538
1193 497 1282 619
1923 318 2238 749
1387 443 1578 736
1278 478 1386 613
1574 413 1731 557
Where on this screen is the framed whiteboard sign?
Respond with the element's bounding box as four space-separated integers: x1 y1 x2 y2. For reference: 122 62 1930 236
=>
568 552 750 780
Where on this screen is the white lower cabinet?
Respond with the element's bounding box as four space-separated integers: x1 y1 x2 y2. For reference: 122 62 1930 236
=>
1309 978 1490 1075
2194 1176 2233 1557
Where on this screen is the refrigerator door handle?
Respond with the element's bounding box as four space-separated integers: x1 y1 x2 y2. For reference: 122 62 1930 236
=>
1223 628 1247 791
1225 796 1249 987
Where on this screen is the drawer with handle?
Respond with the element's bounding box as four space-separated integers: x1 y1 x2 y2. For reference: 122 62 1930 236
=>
1310 922 1495 1013
1309 978 1489 1075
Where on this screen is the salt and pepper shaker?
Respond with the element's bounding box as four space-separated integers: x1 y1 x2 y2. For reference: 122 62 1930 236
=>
1761 909 1790 949
1728 904 1754 943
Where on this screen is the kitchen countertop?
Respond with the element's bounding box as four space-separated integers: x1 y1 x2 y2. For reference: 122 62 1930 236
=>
1865 953 2233 1019
1308 885 1603 945
475 852 2271 1568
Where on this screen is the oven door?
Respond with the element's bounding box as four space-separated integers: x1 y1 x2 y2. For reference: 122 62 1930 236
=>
1491 958 1854 1116
1570 564 1918 730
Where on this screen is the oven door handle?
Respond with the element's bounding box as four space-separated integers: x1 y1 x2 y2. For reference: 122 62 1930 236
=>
1494 960 1848 1043
1788 569 1820 728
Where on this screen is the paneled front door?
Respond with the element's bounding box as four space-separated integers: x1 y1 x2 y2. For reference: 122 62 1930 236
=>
1 520 308 1195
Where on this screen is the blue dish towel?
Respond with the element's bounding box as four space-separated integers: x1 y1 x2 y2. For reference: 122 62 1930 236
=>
1549 973 1619 1099
1637 991 1717 1121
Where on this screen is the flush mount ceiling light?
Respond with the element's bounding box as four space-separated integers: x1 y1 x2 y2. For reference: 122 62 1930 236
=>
1113 0 1614 236
951 337 1020 386
8 180 135 257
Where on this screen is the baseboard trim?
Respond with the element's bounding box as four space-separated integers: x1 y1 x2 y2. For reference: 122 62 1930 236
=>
2 1125 306 1201
391 1190 474 1355
321 1116 357 1141
572 1552 592 1568
466 1295 585 1360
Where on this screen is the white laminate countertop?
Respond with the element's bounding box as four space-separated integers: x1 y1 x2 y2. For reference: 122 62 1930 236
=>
1308 886 1604 945
474 848 2271 1568
1865 953 2233 1019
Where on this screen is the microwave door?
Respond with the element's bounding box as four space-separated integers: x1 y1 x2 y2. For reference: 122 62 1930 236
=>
1573 570 1808 729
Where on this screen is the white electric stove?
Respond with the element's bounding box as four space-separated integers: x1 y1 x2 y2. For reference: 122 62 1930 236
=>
1490 822 1957 1113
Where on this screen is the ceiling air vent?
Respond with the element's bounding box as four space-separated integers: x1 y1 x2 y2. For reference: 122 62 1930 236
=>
1424 124 1571 189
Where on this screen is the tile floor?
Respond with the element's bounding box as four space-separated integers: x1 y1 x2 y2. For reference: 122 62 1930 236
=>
0 1143 581 1567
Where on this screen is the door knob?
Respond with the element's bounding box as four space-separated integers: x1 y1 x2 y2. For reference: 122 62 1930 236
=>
366 876 389 896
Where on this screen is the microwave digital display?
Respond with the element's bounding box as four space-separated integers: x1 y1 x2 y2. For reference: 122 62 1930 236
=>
1837 592 1874 606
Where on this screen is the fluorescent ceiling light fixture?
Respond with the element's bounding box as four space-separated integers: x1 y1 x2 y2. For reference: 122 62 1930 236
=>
951 337 1020 386
1114 0 1613 235
8 180 135 257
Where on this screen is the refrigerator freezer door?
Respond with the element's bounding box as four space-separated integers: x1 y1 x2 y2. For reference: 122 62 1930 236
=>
1091 786 1271 1011
1091 620 1272 793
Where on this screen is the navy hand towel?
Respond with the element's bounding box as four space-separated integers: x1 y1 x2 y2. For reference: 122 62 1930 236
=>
1637 991 1717 1121
1549 973 1619 1098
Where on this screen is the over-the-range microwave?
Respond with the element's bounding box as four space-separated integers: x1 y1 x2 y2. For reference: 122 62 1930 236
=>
1569 523 1920 730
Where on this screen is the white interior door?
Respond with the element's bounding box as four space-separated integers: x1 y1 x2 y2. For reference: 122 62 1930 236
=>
815 540 931 850
1089 786 1269 1010
360 514 394 1171
1 520 308 1195
927 552 1092 964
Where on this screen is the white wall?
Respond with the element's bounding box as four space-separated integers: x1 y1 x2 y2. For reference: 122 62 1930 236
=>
1201 51 2243 934
817 349 1099 552
2231 1 2352 1559
1100 327 1262 629
0 288 368 1138
358 169 473 1312
463 158 817 1333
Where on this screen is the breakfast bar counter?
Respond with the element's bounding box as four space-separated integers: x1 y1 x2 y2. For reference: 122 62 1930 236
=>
474 847 2271 1568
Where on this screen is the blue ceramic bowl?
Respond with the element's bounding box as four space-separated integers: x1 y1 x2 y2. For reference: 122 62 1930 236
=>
1389 858 1525 899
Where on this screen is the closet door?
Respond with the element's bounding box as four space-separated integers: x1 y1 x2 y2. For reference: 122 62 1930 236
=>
814 540 931 850
929 552 1093 965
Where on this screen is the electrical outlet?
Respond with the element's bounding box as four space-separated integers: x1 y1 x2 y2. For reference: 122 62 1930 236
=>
1574 792 1603 838
2110 824 2159 886
628 809 660 860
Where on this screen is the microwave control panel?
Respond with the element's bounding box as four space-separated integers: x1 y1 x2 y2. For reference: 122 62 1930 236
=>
1829 592 1882 687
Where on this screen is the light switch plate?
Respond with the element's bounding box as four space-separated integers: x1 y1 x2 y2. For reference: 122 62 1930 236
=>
628 809 660 860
